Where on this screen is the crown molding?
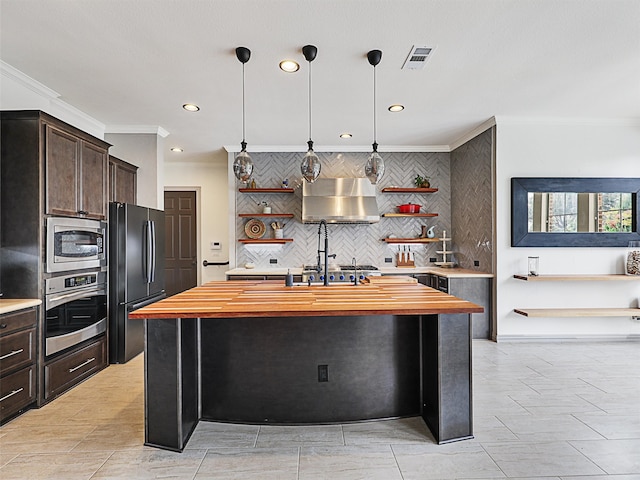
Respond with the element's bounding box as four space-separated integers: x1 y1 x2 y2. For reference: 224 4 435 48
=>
105 125 170 138
493 115 640 127
1 61 60 98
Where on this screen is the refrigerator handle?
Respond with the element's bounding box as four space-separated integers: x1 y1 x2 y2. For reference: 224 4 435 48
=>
150 219 156 283
145 220 153 283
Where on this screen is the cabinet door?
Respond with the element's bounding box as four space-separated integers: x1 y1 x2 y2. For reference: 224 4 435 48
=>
80 142 107 219
109 156 137 204
45 124 80 216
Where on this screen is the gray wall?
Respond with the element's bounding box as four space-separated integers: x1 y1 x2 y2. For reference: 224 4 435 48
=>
450 127 494 271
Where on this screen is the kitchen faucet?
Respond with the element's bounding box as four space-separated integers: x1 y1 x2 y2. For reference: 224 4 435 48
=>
352 257 359 286
316 219 335 286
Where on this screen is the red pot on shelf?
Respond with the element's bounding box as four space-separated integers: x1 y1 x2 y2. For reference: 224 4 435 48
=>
397 203 421 213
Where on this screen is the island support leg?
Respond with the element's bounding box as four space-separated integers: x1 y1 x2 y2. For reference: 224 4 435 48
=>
420 313 473 443
144 318 199 452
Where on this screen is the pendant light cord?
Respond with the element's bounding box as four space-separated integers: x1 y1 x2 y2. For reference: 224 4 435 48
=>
308 60 312 142
242 62 246 144
373 65 377 144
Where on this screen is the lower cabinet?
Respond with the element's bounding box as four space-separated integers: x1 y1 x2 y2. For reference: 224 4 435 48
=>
44 336 107 401
0 307 38 423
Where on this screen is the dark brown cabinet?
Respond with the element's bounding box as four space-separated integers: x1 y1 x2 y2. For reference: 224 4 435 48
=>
108 155 138 204
45 123 108 219
0 307 37 423
44 336 107 401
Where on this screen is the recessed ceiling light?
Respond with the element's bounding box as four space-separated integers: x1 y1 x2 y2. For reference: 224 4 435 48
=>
171 147 183 152
388 104 404 112
183 103 200 112
340 133 352 139
279 60 300 73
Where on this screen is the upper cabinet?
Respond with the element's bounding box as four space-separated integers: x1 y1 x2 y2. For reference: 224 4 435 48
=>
44 121 109 219
108 155 138 205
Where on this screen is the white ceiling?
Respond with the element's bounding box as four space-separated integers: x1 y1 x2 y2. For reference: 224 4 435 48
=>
1 0 639 162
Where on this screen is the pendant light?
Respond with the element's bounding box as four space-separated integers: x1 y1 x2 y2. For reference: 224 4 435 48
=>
300 44 321 183
365 49 384 185
233 47 253 182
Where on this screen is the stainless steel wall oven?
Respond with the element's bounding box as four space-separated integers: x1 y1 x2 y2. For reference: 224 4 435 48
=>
44 271 107 357
45 217 106 273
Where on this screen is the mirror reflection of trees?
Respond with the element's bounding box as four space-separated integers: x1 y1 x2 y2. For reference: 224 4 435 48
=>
528 192 632 233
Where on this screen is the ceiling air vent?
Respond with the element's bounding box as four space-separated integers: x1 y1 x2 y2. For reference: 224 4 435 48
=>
401 45 434 70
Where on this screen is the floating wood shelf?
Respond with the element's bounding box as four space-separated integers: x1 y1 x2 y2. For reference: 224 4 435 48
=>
382 213 438 218
514 308 640 318
238 213 294 218
238 238 293 244
239 188 294 193
514 274 640 281
382 187 438 193
383 238 440 244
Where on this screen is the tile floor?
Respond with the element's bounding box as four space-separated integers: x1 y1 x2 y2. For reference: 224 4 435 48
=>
1 340 639 479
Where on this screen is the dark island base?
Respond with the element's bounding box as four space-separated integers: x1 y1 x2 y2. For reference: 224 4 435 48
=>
201 315 420 424
144 313 473 452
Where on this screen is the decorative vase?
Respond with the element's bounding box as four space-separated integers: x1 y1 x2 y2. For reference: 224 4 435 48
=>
626 241 640 275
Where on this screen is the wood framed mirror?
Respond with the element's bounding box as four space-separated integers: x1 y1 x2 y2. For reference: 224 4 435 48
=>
511 177 640 247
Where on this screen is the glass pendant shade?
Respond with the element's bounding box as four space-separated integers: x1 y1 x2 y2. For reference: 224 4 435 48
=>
233 147 253 182
301 145 321 183
365 150 384 185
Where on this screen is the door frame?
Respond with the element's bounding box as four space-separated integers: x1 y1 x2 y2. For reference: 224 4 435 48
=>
164 187 201 287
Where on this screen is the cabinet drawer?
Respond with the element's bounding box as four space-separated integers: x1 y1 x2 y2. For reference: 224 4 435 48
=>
0 365 36 423
0 308 37 336
45 337 106 400
0 328 36 375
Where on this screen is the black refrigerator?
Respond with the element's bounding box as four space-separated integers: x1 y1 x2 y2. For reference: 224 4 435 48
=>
109 202 166 363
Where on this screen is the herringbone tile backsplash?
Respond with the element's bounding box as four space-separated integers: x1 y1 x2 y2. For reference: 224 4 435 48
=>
235 151 452 269
450 128 494 271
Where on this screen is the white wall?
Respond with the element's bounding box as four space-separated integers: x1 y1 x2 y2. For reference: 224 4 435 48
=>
164 153 229 283
496 119 640 340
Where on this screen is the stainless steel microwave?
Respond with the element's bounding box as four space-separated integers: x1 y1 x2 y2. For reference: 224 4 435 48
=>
46 217 106 273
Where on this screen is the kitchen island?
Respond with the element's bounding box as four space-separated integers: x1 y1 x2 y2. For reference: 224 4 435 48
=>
130 279 483 452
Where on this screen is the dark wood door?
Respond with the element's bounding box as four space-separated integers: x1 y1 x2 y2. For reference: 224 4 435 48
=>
80 142 107 219
164 191 197 297
45 124 79 217
108 155 137 204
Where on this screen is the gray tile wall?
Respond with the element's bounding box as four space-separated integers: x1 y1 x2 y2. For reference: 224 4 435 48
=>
235 151 451 269
450 127 495 271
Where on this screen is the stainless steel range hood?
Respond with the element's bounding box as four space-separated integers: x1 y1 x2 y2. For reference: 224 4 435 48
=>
302 178 380 224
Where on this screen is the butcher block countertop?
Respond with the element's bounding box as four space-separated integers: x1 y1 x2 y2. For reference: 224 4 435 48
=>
129 279 483 320
0 298 42 315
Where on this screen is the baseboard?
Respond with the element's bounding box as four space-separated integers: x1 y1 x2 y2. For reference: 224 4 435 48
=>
495 334 640 343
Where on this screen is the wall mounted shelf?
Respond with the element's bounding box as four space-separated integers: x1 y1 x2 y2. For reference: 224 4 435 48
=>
238 239 293 244
383 238 440 244
513 273 640 318
382 213 438 218
239 188 294 194
514 308 640 318
238 213 294 218
381 187 438 193
514 274 640 281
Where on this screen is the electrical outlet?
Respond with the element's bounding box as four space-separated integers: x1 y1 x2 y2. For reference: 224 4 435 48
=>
318 364 328 382
474 260 480 267
385 257 393 263
269 258 277 264
429 257 437 262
